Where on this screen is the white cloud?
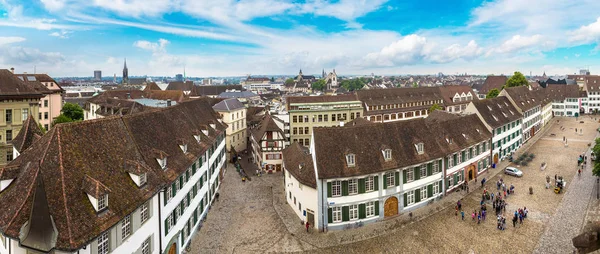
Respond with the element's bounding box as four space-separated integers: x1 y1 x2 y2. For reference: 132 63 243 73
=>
49 30 72 38
0 46 65 65
133 39 170 52
40 0 68 11
493 34 544 54
0 36 26 46
428 40 483 63
569 17 600 44
297 0 388 22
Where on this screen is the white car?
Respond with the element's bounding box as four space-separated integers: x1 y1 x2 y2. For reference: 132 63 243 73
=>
504 167 523 177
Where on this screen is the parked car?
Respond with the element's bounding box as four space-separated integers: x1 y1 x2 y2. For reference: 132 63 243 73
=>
504 166 523 177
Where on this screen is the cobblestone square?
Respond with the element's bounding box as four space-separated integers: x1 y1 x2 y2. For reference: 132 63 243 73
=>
191 116 600 253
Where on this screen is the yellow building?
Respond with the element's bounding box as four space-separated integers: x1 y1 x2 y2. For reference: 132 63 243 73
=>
287 94 363 146
0 69 43 165
212 98 247 155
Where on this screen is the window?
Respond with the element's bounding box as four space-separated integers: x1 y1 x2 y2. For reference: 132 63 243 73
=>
366 201 375 217
44 112 48 120
22 108 28 121
415 143 424 154
433 182 439 194
304 127 309 134
142 237 151 254
406 168 414 182
6 150 12 162
293 128 297 135
292 116 297 123
166 186 172 200
331 181 341 197
365 176 374 192
421 186 427 200
140 202 149 224
44 100 48 107
98 194 108 211
6 130 12 142
383 149 392 161
433 161 439 174
349 204 358 220
97 231 109 254
420 165 427 178
407 190 415 205
386 171 395 187
332 207 342 222
346 154 355 167
348 179 358 195
140 173 147 186
5 109 11 123
121 214 132 240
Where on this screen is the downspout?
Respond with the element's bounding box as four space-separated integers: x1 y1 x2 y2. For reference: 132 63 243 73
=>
321 178 326 232
158 190 163 253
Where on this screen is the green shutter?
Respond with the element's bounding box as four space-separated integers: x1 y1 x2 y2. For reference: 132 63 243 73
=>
193 211 198 224
404 193 408 207
192 164 197 174
453 154 457 166
403 170 407 184
358 179 365 194
439 181 443 194
454 174 458 185
200 199 204 211
383 174 388 189
165 218 169 235
186 171 190 182
327 182 332 197
428 184 433 198
427 163 432 176
163 192 168 205
395 172 400 186
172 183 177 196
342 181 349 196
414 167 420 180
374 201 380 215
180 175 184 186
374 176 379 190
328 208 333 223
415 189 421 203
359 204 366 219
444 157 449 169
342 206 350 222
438 160 442 171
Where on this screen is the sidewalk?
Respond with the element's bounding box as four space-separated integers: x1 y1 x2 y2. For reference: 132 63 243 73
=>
270 118 558 249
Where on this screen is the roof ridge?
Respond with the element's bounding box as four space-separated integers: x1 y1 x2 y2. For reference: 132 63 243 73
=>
56 128 75 246
5 162 39 232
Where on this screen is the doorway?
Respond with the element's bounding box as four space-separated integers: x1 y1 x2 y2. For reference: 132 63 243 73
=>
168 243 177 254
384 196 398 217
307 210 315 228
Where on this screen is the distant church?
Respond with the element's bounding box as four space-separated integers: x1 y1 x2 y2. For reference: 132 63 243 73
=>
121 58 147 86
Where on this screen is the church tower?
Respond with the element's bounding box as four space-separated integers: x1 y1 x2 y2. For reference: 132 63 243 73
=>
123 58 129 85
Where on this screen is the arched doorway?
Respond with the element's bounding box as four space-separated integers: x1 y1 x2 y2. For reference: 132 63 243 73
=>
384 196 398 217
168 243 177 254
468 165 476 181
493 153 499 164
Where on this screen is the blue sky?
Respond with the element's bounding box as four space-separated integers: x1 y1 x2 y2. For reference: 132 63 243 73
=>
1 0 600 77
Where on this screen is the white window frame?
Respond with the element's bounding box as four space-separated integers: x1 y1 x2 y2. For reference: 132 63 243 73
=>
331 181 341 197
366 201 375 217
166 186 172 201
407 190 415 205
420 164 427 178
332 207 342 222
121 214 132 240
349 204 359 221
421 186 427 200
383 149 392 161
365 176 374 192
142 237 151 254
140 202 149 225
140 173 147 186
98 194 108 211
415 143 424 154
386 172 395 187
433 181 439 194
406 169 414 182
97 231 109 254
348 179 358 195
433 161 439 174
346 154 355 167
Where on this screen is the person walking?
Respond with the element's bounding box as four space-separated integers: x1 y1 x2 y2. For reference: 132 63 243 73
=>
457 200 462 211
512 215 518 227
461 210 465 220
306 221 310 232
455 206 459 216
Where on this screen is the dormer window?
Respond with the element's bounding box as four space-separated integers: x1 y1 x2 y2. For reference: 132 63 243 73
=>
209 123 216 129
492 115 498 121
476 128 480 133
139 173 147 186
158 158 167 169
383 149 392 161
487 105 492 111
346 154 356 167
202 129 208 136
98 194 108 211
180 144 188 153
194 134 201 143
462 133 467 139
415 143 424 154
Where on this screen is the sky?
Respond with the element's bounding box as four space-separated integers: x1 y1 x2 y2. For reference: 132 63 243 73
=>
1 0 600 77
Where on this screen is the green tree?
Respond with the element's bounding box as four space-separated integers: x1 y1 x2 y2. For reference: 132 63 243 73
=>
592 138 600 177
270 77 275 82
61 103 84 121
429 103 443 112
38 123 46 134
285 78 294 85
506 71 528 88
340 79 365 91
53 114 73 125
412 82 418 88
486 88 500 98
312 79 326 91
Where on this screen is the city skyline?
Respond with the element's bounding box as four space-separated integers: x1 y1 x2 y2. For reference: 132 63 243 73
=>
0 0 600 77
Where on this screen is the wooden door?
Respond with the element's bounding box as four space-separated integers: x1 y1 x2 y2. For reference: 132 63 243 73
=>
384 196 398 217
276 164 282 172
307 211 315 228
168 243 177 254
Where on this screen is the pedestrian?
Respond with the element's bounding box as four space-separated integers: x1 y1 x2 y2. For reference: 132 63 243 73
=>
458 200 462 211
482 210 486 221
306 221 310 232
555 174 557 184
455 206 458 216
472 211 476 221
477 212 481 224
491 193 494 202
461 210 465 220
512 215 517 227
481 177 486 187
576 128 578 133
579 168 582 176
519 213 523 224
524 207 528 218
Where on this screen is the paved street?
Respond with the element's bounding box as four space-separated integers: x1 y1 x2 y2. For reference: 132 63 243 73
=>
190 116 600 253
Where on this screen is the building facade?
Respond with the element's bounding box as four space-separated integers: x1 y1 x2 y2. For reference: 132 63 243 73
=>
501 87 542 143
15 74 64 131
212 98 247 155
0 99 226 254
251 113 286 172
287 94 363 146
282 113 492 231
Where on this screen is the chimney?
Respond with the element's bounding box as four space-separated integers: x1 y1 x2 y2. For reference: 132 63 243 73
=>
10 67 14 74
166 99 172 107
126 93 131 99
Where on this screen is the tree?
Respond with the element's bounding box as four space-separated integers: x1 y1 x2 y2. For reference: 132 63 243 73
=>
61 103 84 121
429 103 443 112
311 79 326 91
594 138 600 177
340 79 365 91
53 114 73 125
270 77 275 82
506 71 528 88
285 78 294 85
38 123 46 134
486 88 500 98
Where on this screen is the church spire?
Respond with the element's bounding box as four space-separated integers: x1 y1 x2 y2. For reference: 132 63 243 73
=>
122 58 129 85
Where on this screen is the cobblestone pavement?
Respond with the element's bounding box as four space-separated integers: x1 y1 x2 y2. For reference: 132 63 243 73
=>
190 117 600 254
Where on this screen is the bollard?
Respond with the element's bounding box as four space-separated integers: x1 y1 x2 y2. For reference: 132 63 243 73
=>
529 186 533 195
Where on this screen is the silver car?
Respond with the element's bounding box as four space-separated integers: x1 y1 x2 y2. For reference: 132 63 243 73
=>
504 166 523 177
